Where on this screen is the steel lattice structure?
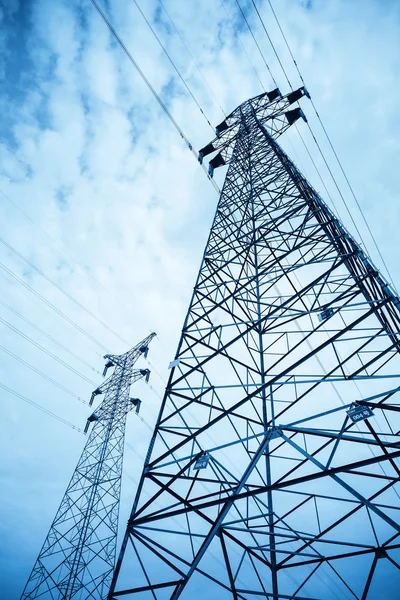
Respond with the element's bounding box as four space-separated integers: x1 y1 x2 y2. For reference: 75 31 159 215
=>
21 332 155 600
109 88 400 600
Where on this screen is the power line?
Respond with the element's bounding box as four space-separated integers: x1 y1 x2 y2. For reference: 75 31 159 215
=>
0 236 131 346
158 0 227 118
0 196 171 379
264 0 395 288
229 0 348 227
123 469 139 486
304 123 367 242
1 1 225 382
133 408 154 432
249 0 291 88
0 315 97 386
233 0 277 88
244 0 371 254
293 123 342 217
125 440 146 460
1 382 83 433
0 298 101 374
219 0 266 92
89 0 220 194
265 0 306 87
0 187 150 333
0 260 110 353
309 95 395 288
131 0 214 131
0 345 88 405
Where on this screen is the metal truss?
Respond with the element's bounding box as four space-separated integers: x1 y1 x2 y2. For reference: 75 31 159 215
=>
109 89 400 599
21 333 155 600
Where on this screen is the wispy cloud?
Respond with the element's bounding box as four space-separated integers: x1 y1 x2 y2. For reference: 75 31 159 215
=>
1 0 400 596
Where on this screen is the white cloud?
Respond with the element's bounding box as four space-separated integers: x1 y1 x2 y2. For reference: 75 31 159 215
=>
1 0 400 596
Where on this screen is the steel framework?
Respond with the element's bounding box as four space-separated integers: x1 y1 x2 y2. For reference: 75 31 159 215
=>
109 88 400 600
21 332 155 599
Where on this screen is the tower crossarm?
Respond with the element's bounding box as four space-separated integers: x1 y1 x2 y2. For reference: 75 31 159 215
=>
199 86 309 176
102 331 156 373
85 368 150 434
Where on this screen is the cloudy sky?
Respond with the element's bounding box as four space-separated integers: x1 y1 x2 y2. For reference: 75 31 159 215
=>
1 0 400 596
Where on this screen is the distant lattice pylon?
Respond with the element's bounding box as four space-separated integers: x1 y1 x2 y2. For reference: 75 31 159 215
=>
21 332 155 599
109 88 400 599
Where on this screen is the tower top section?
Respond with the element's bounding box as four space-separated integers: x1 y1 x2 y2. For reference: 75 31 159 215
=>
102 331 156 373
199 86 310 176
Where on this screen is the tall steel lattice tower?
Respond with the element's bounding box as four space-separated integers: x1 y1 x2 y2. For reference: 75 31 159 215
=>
21 332 156 600
109 88 400 600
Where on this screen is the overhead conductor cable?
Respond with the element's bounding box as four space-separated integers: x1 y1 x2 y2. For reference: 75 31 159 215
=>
265 0 395 288
89 0 220 192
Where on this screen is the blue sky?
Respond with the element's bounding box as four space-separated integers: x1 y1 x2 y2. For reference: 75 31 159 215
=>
1 0 400 597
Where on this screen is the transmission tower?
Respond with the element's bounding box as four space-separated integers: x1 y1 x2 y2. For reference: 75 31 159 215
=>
109 88 400 599
21 332 156 600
